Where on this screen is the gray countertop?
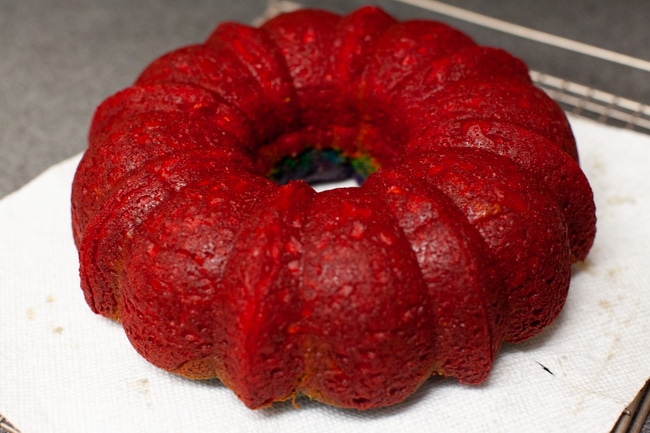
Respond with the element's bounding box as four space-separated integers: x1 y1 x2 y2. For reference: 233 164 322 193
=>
0 0 267 199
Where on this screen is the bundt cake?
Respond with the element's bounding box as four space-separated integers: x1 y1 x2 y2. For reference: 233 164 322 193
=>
71 6 596 410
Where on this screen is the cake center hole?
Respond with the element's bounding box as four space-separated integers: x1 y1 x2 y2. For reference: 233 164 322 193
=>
268 147 378 191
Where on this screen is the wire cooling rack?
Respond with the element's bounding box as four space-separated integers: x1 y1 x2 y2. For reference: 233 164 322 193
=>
531 70 650 135
0 416 19 433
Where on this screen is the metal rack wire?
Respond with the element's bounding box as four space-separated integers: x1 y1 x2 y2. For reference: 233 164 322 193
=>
531 70 650 134
0 416 20 433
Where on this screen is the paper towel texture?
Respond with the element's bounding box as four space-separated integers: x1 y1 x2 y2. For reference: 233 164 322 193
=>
1 116 648 432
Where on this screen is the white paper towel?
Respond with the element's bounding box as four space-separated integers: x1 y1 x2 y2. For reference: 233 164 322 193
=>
1 116 649 433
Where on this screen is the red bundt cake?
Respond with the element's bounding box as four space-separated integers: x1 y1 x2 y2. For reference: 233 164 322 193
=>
71 6 596 410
